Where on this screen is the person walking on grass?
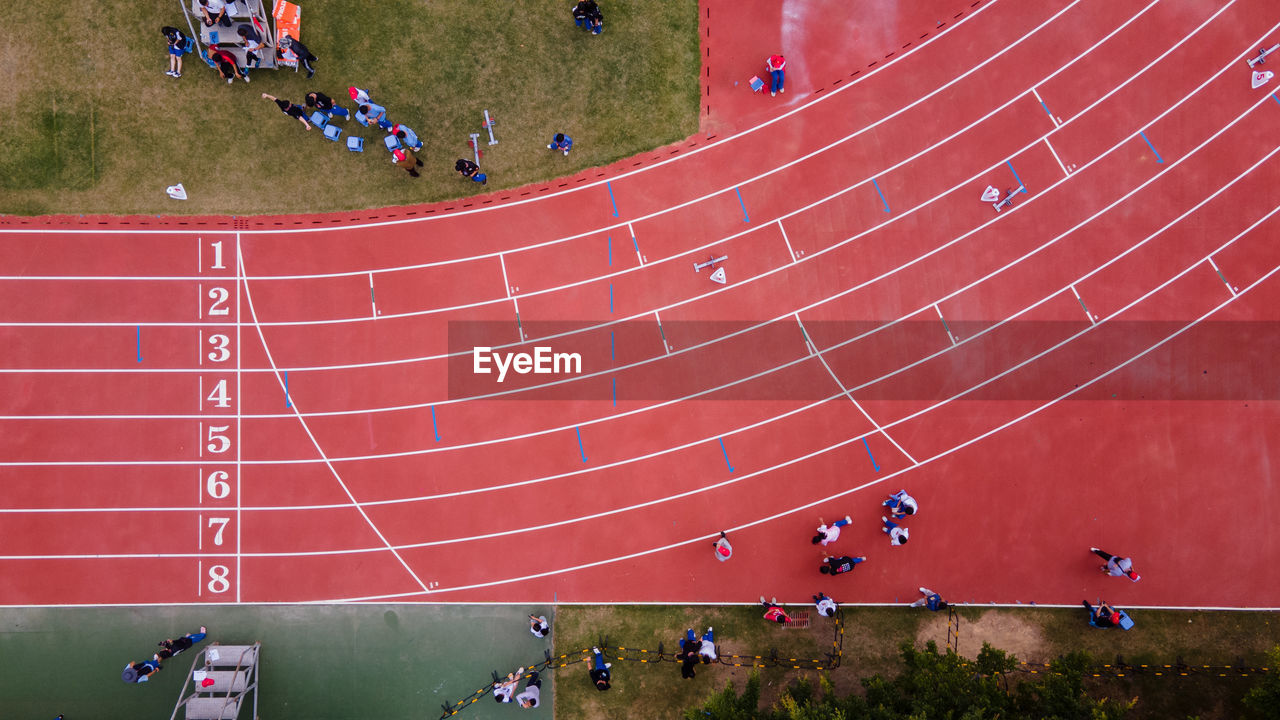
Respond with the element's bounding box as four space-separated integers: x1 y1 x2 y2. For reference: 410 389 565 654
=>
261 94 311 130
155 626 207 660
819 554 865 575
589 648 612 690
455 158 487 185
910 588 948 611
393 148 423 178
1091 547 1141 581
881 516 909 546
712 530 732 561
547 133 573 156
812 515 852 546
305 91 349 120
162 26 190 77
813 592 838 617
766 53 786 96
759 596 790 624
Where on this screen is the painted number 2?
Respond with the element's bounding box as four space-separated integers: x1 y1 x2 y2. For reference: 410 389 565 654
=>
207 287 230 316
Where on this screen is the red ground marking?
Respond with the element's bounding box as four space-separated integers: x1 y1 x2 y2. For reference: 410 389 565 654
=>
2 0 1278 608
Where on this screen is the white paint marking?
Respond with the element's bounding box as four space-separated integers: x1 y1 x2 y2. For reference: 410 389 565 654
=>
777 219 797 261
933 304 958 345
1206 256 1237 296
1070 285 1095 324
499 254 511 297
1045 137 1070 177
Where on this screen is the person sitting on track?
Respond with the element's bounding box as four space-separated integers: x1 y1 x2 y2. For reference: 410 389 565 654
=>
819 554 866 575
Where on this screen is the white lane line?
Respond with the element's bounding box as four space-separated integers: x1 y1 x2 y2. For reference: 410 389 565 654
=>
1206 256 1238 296
778 219 798 261
1070 285 1096 324
654 311 670 353
1045 137 1070 176
933 304 958 345
12 249 1276 563
0 0 1005 241
796 315 919 465
499 254 512 297
628 222 644 265
235 232 243 603
9 192 1278 519
236 250 432 595
368 272 377 318
0 0 1220 338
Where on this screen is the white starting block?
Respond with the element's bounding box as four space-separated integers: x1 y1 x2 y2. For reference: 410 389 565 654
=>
1252 70 1274 89
992 187 1021 212
1247 44 1279 68
468 133 481 165
980 186 1000 203
483 110 498 145
694 254 728 284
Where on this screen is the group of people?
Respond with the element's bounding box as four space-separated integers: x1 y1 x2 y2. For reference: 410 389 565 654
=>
571 0 605 35
122 626 207 684
1083 547 1141 628
161 19 313 84
491 614 553 708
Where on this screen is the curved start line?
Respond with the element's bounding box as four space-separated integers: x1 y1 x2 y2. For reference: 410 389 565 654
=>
0 0 1277 609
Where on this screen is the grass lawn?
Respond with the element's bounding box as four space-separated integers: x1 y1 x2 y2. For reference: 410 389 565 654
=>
554 605 1280 720
0 0 699 216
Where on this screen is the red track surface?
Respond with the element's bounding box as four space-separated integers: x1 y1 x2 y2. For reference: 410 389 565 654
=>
2 0 1279 608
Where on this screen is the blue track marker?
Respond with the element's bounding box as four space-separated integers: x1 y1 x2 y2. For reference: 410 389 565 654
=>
135 326 141 362
576 426 588 462
734 186 750 222
607 235 612 266
610 331 615 362
612 377 617 406
871 178 891 213
1005 161 1028 192
430 405 442 441
607 182 619 217
284 371 291 407
1138 131 1164 163
718 437 735 472
609 284 613 313
1038 99 1054 120
862 437 880 471
1273 93 1280 106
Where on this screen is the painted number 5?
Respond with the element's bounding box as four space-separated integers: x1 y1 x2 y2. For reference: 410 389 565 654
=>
206 425 231 454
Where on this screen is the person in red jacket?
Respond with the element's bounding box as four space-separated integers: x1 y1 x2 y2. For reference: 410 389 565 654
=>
759 596 790 624
766 54 786 96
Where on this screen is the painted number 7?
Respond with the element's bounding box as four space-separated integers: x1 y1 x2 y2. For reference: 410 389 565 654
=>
207 517 230 546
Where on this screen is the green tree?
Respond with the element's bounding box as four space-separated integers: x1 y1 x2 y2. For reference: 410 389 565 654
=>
1243 646 1280 719
688 672 762 720
862 641 1014 719
1013 651 1133 719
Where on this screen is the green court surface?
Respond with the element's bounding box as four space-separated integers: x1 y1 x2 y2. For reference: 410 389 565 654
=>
0 605 553 720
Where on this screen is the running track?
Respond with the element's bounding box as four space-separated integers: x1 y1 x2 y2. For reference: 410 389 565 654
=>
2 0 1278 608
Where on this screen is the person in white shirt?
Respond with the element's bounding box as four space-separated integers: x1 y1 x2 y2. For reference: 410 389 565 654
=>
199 0 231 28
883 489 919 518
529 614 550 638
881 516 909 546
1091 548 1141 581
492 667 523 703
516 671 542 708
812 592 838 617
811 515 852 546
685 627 717 663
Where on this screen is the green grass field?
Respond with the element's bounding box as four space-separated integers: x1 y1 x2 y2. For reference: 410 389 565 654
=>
0 0 699 216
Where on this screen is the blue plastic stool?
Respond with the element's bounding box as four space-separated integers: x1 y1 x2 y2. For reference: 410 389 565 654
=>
383 134 401 152
347 136 364 152
309 111 329 129
749 75 764 93
324 124 342 142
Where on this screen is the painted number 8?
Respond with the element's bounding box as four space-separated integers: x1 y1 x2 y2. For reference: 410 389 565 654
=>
208 565 230 594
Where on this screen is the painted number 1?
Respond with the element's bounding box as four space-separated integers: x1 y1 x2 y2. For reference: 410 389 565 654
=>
209 240 226 270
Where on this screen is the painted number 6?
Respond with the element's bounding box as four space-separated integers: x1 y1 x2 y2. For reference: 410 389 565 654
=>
206 470 231 499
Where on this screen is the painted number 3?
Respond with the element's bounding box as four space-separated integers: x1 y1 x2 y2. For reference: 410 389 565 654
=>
208 565 231 593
